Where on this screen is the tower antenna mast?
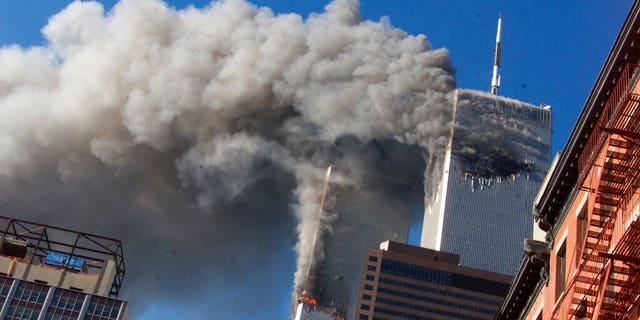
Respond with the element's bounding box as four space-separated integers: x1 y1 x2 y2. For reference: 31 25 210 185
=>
491 12 502 95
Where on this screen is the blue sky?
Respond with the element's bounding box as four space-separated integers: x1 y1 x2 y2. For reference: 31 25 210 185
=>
0 0 632 154
0 1 633 319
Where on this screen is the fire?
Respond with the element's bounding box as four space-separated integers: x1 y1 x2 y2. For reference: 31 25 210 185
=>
297 292 317 306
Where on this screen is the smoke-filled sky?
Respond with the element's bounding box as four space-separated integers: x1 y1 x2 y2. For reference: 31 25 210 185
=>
0 1 633 319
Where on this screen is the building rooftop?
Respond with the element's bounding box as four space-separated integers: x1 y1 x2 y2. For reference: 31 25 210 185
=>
379 240 460 265
0 215 125 297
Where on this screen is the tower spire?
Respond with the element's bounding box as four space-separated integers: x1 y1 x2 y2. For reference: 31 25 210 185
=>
491 12 502 95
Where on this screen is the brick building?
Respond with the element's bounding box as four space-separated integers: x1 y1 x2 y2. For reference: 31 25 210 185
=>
496 1 640 319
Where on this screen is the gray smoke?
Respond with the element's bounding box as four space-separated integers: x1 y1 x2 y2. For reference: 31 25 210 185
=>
453 89 547 179
0 0 455 317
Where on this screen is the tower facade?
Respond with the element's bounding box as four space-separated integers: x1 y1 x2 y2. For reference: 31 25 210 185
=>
306 140 425 319
0 215 129 320
421 89 552 275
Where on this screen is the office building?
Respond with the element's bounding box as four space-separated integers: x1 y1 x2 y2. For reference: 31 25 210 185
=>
421 89 552 275
0 215 129 319
496 1 640 319
355 241 511 320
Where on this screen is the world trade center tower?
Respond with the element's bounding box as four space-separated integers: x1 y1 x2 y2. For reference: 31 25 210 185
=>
421 89 552 276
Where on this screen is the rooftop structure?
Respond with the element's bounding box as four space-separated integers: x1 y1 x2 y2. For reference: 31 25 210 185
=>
0 215 129 319
491 13 503 95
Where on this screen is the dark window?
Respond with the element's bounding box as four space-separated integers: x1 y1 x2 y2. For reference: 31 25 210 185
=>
555 241 567 300
380 259 509 296
576 206 587 266
361 304 370 311
365 275 375 281
367 265 376 272
6 282 48 320
358 315 368 320
364 284 373 291
368 256 378 262
85 296 123 320
46 288 86 319
378 277 502 306
375 297 491 320
362 294 371 301
375 287 496 315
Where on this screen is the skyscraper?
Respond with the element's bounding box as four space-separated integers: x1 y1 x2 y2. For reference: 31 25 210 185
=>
306 140 425 319
421 89 552 275
354 241 511 320
0 215 129 319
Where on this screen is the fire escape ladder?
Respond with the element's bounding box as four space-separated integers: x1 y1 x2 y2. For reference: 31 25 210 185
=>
600 85 640 318
569 132 632 319
613 228 640 314
553 64 640 320
569 151 619 319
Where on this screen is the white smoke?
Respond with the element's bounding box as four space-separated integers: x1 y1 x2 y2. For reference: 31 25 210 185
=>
0 0 455 317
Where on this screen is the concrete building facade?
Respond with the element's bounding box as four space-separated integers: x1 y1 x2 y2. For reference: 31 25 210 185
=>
496 1 640 319
355 241 511 320
0 215 129 320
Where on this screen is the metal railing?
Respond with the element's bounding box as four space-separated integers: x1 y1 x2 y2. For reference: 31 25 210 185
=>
0 215 125 297
578 64 640 189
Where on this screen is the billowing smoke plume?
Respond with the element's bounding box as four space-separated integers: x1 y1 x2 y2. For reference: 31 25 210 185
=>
0 0 455 317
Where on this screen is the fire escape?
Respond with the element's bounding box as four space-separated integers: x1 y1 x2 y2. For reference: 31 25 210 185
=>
553 63 640 320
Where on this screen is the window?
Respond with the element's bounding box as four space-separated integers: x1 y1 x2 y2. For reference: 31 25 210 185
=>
555 241 566 300
358 315 368 320
46 288 86 319
6 282 49 320
576 206 587 266
362 294 371 301
367 265 376 272
368 256 378 262
361 304 370 311
365 275 375 281
85 296 122 320
364 285 373 291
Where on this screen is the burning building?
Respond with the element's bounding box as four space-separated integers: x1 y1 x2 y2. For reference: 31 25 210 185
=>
297 140 426 318
421 89 552 275
0 0 458 317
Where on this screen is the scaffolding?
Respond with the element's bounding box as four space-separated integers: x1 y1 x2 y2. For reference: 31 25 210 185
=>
552 63 640 319
0 215 125 298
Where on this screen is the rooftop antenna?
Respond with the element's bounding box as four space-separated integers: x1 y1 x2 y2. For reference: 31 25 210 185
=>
491 12 502 95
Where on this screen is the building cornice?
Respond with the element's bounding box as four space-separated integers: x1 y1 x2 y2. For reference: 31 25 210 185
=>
534 0 640 231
